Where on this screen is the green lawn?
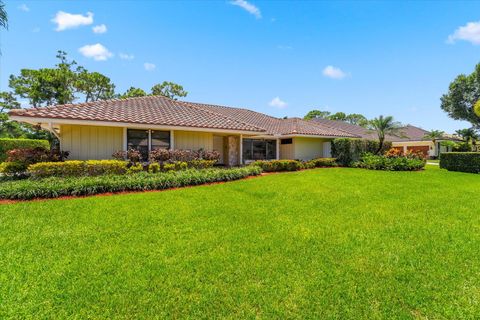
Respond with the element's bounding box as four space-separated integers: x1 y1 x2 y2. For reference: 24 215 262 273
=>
1 166 480 319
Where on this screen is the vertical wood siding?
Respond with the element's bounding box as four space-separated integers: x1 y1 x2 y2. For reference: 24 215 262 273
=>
174 130 213 151
60 124 123 160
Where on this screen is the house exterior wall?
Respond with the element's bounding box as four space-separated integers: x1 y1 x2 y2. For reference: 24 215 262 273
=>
279 141 294 160
293 137 325 160
173 130 213 151
60 124 123 160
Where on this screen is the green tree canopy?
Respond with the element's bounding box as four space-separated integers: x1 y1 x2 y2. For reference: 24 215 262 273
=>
328 112 347 121
441 63 480 128
303 110 331 120
345 113 368 127
121 87 147 99
75 69 116 102
455 128 478 144
151 81 188 100
9 51 79 107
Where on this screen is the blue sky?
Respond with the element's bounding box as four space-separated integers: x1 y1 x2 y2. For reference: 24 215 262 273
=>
2 1 480 132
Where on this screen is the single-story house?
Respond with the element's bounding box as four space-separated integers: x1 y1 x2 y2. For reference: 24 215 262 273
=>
311 118 461 158
9 96 357 165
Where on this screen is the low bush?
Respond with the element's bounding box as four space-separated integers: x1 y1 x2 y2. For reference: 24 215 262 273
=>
28 160 128 178
332 138 392 166
251 160 303 172
0 161 28 176
0 166 263 200
307 158 338 167
440 152 480 173
0 138 50 162
354 153 425 171
188 159 216 169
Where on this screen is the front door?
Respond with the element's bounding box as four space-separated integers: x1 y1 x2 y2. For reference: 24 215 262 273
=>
213 135 224 165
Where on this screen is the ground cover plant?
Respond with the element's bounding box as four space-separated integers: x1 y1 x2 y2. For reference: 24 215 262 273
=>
1 166 479 318
0 166 262 200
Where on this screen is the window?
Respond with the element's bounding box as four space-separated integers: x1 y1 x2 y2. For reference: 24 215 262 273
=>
281 138 292 145
242 139 276 161
127 129 170 160
127 129 149 160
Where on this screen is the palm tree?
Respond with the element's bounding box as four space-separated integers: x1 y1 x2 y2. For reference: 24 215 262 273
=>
369 115 403 154
424 130 445 157
456 128 479 145
0 1 7 30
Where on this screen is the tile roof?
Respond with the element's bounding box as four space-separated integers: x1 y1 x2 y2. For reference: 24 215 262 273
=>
311 119 460 142
9 96 356 138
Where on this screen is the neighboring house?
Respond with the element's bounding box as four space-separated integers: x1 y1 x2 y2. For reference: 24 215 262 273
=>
9 96 355 165
312 118 460 158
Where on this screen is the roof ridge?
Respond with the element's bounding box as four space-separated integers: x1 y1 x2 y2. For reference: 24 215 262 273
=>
177 100 267 132
308 119 362 138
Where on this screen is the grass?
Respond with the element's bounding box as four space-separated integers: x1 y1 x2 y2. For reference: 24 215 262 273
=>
1 166 480 319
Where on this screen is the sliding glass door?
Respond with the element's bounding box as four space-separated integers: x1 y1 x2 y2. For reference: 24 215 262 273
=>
242 139 276 162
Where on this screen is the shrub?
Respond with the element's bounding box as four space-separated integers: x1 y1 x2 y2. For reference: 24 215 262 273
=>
332 138 392 166
0 161 28 176
302 161 316 169
148 162 161 173
452 142 472 152
440 152 480 173
188 159 216 169
149 148 170 162
0 138 50 162
6 147 50 165
251 160 303 172
307 158 338 167
354 153 425 171
85 160 128 176
28 160 128 178
127 163 143 174
0 166 263 200
127 148 142 164
28 161 86 178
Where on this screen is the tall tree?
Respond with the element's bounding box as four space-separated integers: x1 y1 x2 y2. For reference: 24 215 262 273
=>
9 51 78 107
455 128 478 144
303 110 331 120
423 130 445 144
441 63 480 128
0 0 7 30
75 69 116 102
151 81 188 100
328 112 347 121
369 115 402 154
345 113 368 127
0 92 24 138
121 87 147 99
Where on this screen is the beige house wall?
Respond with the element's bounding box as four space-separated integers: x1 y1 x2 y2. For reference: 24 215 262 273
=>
279 142 295 160
174 130 213 151
293 137 325 160
60 124 123 160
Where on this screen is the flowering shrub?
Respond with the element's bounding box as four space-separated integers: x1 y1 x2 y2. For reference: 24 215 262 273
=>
0 138 50 162
354 153 425 171
149 148 170 162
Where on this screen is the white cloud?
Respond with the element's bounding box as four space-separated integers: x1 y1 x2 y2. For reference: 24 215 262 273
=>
78 43 113 61
52 11 93 31
322 65 348 79
92 24 107 34
144 62 156 71
18 4 29 12
119 53 134 60
269 97 287 109
448 21 480 45
230 0 261 19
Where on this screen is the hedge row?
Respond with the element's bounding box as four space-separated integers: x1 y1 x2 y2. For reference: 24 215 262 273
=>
440 152 480 173
354 154 426 171
251 158 337 172
332 138 392 166
0 138 50 162
0 166 263 200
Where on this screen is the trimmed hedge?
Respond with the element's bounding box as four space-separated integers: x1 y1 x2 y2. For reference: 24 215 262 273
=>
251 160 304 172
0 138 50 162
354 154 426 171
440 152 480 173
307 158 337 167
332 138 392 166
0 166 263 200
28 160 128 178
